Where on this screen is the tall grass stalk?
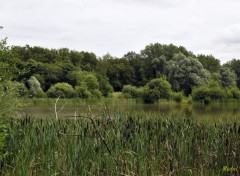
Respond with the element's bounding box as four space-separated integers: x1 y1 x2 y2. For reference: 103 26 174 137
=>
1 112 240 175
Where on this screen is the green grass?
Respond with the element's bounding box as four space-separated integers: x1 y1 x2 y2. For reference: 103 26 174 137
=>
1 111 240 175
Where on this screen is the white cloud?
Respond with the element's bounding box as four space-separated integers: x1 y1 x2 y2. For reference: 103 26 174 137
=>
219 23 240 45
1 0 240 62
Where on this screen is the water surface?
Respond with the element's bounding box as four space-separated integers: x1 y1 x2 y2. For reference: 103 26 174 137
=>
19 99 240 122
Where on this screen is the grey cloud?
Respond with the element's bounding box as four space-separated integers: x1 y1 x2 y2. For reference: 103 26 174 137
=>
117 0 195 8
216 23 240 45
1 0 240 62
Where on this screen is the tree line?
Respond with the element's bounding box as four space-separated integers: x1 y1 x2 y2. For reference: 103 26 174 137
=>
1 38 240 103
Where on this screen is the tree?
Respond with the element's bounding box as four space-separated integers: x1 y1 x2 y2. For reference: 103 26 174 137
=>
197 54 221 73
66 69 85 87
73 73 102 99
80 52 98 71
0 34 19 160
27 76 45 98
224 59 240 88
0 35 19 116
0 64 18 116
69 50 84 67
168 53 210 95
140 43 195 81
219 66 236 88
103 57 135 91
96 74 113 97
151 55 167 77
123 52 147 86
140 43 165 80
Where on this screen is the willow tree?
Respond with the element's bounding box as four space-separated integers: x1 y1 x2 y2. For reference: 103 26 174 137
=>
168 53 210 95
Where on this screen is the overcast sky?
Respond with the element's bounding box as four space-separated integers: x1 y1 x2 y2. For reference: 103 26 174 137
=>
1 0 240 63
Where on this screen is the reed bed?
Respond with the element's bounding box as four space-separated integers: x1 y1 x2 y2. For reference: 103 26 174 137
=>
1 111 240 175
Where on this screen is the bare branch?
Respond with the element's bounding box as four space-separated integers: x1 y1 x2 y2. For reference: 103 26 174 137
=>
54 96 60 120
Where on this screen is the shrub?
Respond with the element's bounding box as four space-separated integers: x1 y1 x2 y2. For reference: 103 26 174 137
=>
143 87 160 103
75 74 102 98
36 89 47 98
230 86 240 99
91 89 102 98
208 86 226 100
143 77 172 103
47 83 77 98
136 87 145 98
75 86 91 99
192 83 227 103
84 74 100 90
122 85 138 98
192 86 210 103
100 82 113 97
142 87 155 104
4 81 29 97
147 77 172 99
171 92 183 103
0 39 19 162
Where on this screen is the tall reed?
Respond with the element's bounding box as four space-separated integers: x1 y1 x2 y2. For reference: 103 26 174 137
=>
1 112 240 175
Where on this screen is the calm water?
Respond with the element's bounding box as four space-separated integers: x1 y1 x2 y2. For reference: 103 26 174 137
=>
19 99 240 121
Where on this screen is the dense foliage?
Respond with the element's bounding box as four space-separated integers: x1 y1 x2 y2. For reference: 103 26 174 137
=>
0 38 19 162
0 38 239 103
143 77 172 103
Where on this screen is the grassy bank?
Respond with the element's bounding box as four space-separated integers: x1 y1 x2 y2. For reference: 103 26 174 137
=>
1 112 240 175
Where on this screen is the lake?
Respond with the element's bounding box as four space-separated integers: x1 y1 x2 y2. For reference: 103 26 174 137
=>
19 99 240 122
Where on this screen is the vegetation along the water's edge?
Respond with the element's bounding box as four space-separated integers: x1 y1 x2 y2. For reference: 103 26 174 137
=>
1 27 240 175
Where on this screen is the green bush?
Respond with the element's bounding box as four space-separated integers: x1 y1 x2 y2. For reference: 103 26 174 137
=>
147 77 172 99
84 74 100 90
0 82 19 117
122 85 138 98
225 89 233 98
208 87 226 100
4 81 29 97
171 92 183 103
230 86 240 99
192 83 227 103
74 74 102 99
100 82 113 97
143 87 160 103
143 77 172 103
36 88 47 98
192 86 210 103
91 89 102 98
136 87 145 98
75 86 91 99
46 83 77 98
0 39 19 162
